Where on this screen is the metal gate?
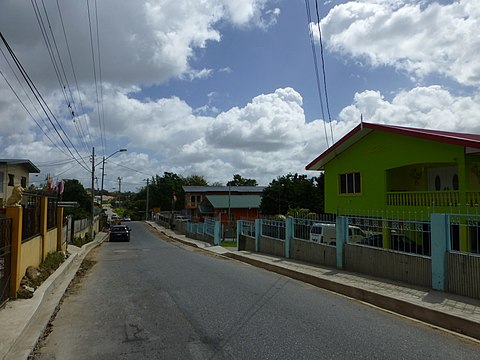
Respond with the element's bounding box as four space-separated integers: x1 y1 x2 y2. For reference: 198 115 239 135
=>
0 217 12 306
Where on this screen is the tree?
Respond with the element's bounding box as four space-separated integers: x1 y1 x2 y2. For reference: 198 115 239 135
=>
226 174 257 186
260 173 324 215
135 172 187 212
185 175 208 186
61 179 91 220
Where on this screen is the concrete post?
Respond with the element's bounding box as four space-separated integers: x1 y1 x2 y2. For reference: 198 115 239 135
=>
336 216 348 270
236 220 242 251
255 219 261 252
7 207 22 299
431 213 450 291
214 220 221 245
285 217 293 259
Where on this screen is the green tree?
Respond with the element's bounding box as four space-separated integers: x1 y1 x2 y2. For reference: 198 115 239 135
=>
185 174 208 186
136 172 187 213
61 179 91 220
226 174 258 186
260 173 324 215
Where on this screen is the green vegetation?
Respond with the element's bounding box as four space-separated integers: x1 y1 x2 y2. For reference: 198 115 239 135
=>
260 173 324 216
72 233 92 247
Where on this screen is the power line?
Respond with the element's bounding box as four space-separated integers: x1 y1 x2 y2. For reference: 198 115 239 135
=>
313 0 334 145
94 0 107 155
56 0 93 152
33 0 91 159
87 0 106 154
0 32 90 173
304 0 329 148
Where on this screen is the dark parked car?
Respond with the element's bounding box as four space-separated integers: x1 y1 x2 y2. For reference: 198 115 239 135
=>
359 234 383 248
110 225 131 242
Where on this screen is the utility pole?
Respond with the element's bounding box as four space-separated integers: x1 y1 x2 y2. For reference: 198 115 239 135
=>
91 147 95 239
100 156 105 209
118 177 122 208
145 178 150 220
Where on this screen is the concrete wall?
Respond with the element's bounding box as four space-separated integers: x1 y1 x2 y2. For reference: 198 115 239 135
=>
238 235 256 252
345 243 432 288
20 236 42 280
45 228 57 254
259 236 284 257
291 239 336 268
446 252 480 299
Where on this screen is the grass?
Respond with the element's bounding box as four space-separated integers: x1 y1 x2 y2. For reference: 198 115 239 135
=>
220 241 237 248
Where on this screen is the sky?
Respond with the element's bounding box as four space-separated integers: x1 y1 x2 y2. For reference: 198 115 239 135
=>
0 0 479 192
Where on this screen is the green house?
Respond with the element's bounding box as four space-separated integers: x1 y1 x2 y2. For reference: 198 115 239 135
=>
306 122 480 251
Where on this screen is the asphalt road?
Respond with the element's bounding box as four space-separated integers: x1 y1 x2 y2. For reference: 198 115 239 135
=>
36 222 480 359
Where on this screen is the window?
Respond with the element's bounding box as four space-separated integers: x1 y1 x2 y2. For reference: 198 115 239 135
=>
190 195 196 204
21 176 27 188
339 172 361 194
8 174 14 186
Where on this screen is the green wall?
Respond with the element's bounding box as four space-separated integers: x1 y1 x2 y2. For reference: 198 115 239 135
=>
324 131 465 214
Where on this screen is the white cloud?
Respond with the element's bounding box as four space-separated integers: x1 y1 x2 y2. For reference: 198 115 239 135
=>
339 85 480 133
317 0 480 86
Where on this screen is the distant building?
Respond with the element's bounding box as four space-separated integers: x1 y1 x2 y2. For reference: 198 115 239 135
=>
182 186 265 222
0 159 40 207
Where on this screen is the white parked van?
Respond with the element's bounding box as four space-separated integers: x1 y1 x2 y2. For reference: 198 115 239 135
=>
309 223 366 245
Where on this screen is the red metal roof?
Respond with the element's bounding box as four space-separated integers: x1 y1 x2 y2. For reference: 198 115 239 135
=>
306 122 480 171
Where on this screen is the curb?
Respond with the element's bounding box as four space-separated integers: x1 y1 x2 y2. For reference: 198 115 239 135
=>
3 233 108 360
224 252 480 341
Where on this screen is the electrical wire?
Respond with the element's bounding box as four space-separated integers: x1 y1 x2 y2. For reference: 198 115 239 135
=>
305 0 330 148
33 0 91 159
56 0 93 152
87 0 106 155
314 0 335 145
0 32 90 173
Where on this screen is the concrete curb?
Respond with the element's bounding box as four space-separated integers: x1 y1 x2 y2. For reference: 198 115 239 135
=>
2 233 108 360
224 252 480 341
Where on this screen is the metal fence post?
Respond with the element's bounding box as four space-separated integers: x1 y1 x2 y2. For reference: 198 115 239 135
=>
336 216 348 269
285 217 293 259
237 220 242 251
255 219 261 252
431 213 450 291
214 220 221 245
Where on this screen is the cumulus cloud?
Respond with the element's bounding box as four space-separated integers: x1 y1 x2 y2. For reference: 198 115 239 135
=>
339 86 480 133
315 0 480 86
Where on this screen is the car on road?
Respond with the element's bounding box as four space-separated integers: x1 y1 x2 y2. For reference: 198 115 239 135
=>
123 215 131 221
109 225 131 242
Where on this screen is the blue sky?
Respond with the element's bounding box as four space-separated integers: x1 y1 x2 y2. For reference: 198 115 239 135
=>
0 0 479 192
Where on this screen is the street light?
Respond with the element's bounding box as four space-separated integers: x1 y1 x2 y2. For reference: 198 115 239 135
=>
100 149 127 209
91 148 127 239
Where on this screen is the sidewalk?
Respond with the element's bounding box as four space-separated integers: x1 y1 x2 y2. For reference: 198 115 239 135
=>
147 221 480 342
0 232 108 360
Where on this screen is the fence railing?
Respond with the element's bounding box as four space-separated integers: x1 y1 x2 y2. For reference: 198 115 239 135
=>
47 196 58 230
0 217 12 306
450 214 480 254
240 220 255 237
22 192 41 242
205 218 215 237
348 215 431 256
261 219 285 240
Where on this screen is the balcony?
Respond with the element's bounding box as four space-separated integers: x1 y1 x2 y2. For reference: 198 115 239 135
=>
387 191 480 209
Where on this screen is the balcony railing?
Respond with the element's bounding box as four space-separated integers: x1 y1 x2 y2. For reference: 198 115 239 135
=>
387 191 480 208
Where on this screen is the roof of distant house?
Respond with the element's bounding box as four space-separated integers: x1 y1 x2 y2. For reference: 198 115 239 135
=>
306 122 480 171
0 159 40 173
183 186 265 193
204 194 262 209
